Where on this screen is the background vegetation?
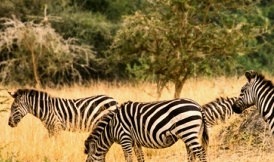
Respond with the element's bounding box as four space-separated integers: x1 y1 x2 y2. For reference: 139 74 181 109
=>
0 0 273 94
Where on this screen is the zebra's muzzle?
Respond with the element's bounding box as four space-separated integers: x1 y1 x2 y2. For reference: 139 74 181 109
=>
232 104 243 114
8 118 18 127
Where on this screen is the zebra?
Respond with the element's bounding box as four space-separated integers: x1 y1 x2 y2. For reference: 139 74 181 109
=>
84 98 209 162
202 97 237 127
8 88 118 136
232 70 274 134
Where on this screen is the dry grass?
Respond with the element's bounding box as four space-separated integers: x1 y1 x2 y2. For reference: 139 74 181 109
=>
1 76 274 162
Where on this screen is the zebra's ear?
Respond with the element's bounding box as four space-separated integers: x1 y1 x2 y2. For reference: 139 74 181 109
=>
245 70 257 82
8 91 17 98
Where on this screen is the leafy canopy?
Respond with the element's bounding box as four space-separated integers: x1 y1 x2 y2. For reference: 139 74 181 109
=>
109 0 267 99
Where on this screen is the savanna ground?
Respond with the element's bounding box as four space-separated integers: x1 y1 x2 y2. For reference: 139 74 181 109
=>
0 76 274 162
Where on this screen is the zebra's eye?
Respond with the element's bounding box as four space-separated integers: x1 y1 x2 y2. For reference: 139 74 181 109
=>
12 102 19 108
90 143 96 152
240 84 248 93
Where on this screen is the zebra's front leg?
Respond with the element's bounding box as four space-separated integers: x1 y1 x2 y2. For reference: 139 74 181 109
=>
122 149 133 162
43 114 64 137
45 121 63 137
121 143 134 162
47 128 62 137
185 143 195 162
133 144 145 162
47 129 55 137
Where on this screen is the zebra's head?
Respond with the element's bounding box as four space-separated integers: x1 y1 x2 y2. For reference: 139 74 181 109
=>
84 138 104 162
232 70 258 114
8 89 29 127
84 110 116 162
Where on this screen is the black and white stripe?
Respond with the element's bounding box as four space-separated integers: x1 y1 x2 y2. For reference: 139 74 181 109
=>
232 70 274 134
8 89 118 136
202 97 237 127
84 98 209 162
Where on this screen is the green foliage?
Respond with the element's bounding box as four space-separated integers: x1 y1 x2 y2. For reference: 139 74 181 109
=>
126 57 153 81
0 16 95 87
51 8 115 56
50 8 122 80
0 0 129 83
0 0 273 88
71 0 148 22
0 0 63 21
237 2 274 74
109 0 267 98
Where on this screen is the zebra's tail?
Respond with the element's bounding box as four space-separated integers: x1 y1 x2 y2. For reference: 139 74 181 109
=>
201 111 209 152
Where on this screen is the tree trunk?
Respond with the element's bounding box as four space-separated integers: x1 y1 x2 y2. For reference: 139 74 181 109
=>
24 33 41 88
174 80 183 99
173 70 189 99
31 49 41 88
156 79 167 100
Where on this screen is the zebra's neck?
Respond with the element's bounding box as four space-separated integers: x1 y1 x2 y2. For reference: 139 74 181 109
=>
28 96 54 120
253 80 274 134
202 97 236 127
92 113 116 158
203 107 231 126
255 88 273 118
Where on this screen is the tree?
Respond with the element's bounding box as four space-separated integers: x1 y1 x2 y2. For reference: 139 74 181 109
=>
0 15 95 88
51 8 114 56
109 0 267 99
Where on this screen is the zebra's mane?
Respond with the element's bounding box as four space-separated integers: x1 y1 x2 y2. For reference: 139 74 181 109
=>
120 99 181 106
120 100 135 108
255 73 274 88
16 89 53 99
84 108 118 154
121 100 153 105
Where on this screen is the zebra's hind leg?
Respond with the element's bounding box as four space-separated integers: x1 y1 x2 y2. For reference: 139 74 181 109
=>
185 143 195 162
133 144 145 162
182 137 207 162
186 142 207 162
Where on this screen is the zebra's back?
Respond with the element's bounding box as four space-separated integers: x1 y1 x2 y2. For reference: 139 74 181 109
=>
53 95 118 132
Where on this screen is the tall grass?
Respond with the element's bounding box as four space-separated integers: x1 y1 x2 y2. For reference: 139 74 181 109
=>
1 76 274 162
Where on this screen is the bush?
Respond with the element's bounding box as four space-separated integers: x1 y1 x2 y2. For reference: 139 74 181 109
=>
218 107 274 151
0 16 96 88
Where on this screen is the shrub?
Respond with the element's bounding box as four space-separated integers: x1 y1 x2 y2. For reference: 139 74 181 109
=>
0 15 95 88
